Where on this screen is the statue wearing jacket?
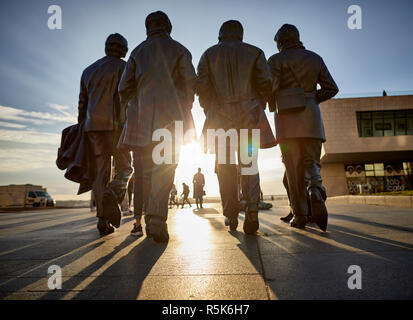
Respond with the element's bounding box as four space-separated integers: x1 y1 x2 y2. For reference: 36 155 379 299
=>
118 11 196 243
268 24 338 230
77 33 132 236
196 20 275 234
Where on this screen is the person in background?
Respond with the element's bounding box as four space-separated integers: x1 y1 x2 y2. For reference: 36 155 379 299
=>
169 184 179 208
181 183 192 208
193 168 205 209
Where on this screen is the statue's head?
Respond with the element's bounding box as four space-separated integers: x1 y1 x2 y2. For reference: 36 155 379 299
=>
218 20 243 42
105 33 128 58
145 11 172 37
274 24 300 51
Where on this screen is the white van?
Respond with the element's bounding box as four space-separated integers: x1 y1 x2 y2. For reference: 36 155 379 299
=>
0 184 56 208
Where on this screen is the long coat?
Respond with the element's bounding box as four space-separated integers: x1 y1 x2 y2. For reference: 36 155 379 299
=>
118 34 196 148
78 55 126 132
193 172 205 198
267 43 339 142
196 34 276 151
56 122 93 195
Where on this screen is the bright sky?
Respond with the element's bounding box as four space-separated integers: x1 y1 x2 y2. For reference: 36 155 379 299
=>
0 0 412 200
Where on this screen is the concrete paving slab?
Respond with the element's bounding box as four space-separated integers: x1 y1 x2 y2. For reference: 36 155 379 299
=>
93 275 269 300
0 201 412 300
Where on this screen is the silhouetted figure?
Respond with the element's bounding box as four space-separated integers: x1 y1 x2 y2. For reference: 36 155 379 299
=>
118 11 196 242
181 183 192 208
268 24 338 231
383 90 387 96
197 20 275 233
77 33 132 235
193 168 205 208
169 184 179 208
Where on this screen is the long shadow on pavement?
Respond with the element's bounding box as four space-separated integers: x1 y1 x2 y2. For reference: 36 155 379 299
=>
230 213 413 299
71 237 167 299
0 238 106 298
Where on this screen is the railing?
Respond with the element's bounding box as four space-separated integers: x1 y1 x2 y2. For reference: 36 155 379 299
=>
335 90 413 99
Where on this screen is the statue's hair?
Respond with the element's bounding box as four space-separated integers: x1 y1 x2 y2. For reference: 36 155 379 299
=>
105 33 128 58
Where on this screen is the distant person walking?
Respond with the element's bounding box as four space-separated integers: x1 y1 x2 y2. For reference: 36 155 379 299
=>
268 24 338 231
193 168 205 209
169 184 179 208
181 183 192 208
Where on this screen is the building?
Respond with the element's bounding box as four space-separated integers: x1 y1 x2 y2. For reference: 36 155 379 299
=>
320 94 413 197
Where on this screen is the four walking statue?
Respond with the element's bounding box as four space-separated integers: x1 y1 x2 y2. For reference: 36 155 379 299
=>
66 10 338 243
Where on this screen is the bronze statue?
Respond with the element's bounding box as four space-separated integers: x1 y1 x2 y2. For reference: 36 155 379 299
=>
196 20 275 234
77 33 132 235
118 11 196 243
268 24 339 230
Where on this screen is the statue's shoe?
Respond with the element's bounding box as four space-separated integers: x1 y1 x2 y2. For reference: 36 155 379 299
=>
280 212 294 223
309 189 328 232
147 217 169 243
243 211 259 235
97 218 115 236
102 188 121 228
290 216 307 229
224 216 238 231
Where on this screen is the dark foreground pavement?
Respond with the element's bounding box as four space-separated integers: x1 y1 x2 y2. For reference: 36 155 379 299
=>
0 202 412 299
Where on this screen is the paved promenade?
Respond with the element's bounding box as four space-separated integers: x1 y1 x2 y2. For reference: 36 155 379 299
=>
0 202 412 299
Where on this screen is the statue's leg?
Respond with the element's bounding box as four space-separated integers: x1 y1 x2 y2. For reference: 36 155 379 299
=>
303 138 328 231
280 139 308 228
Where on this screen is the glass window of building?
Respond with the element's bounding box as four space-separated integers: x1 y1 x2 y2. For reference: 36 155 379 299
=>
345 162 413 194
383 111 395 136
372 111 384 137
407 110 413 135
356 109 413 137
404 162 413 175
374 163 385 176
365 163 374 176
358 112 373 137
395 110 407 135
